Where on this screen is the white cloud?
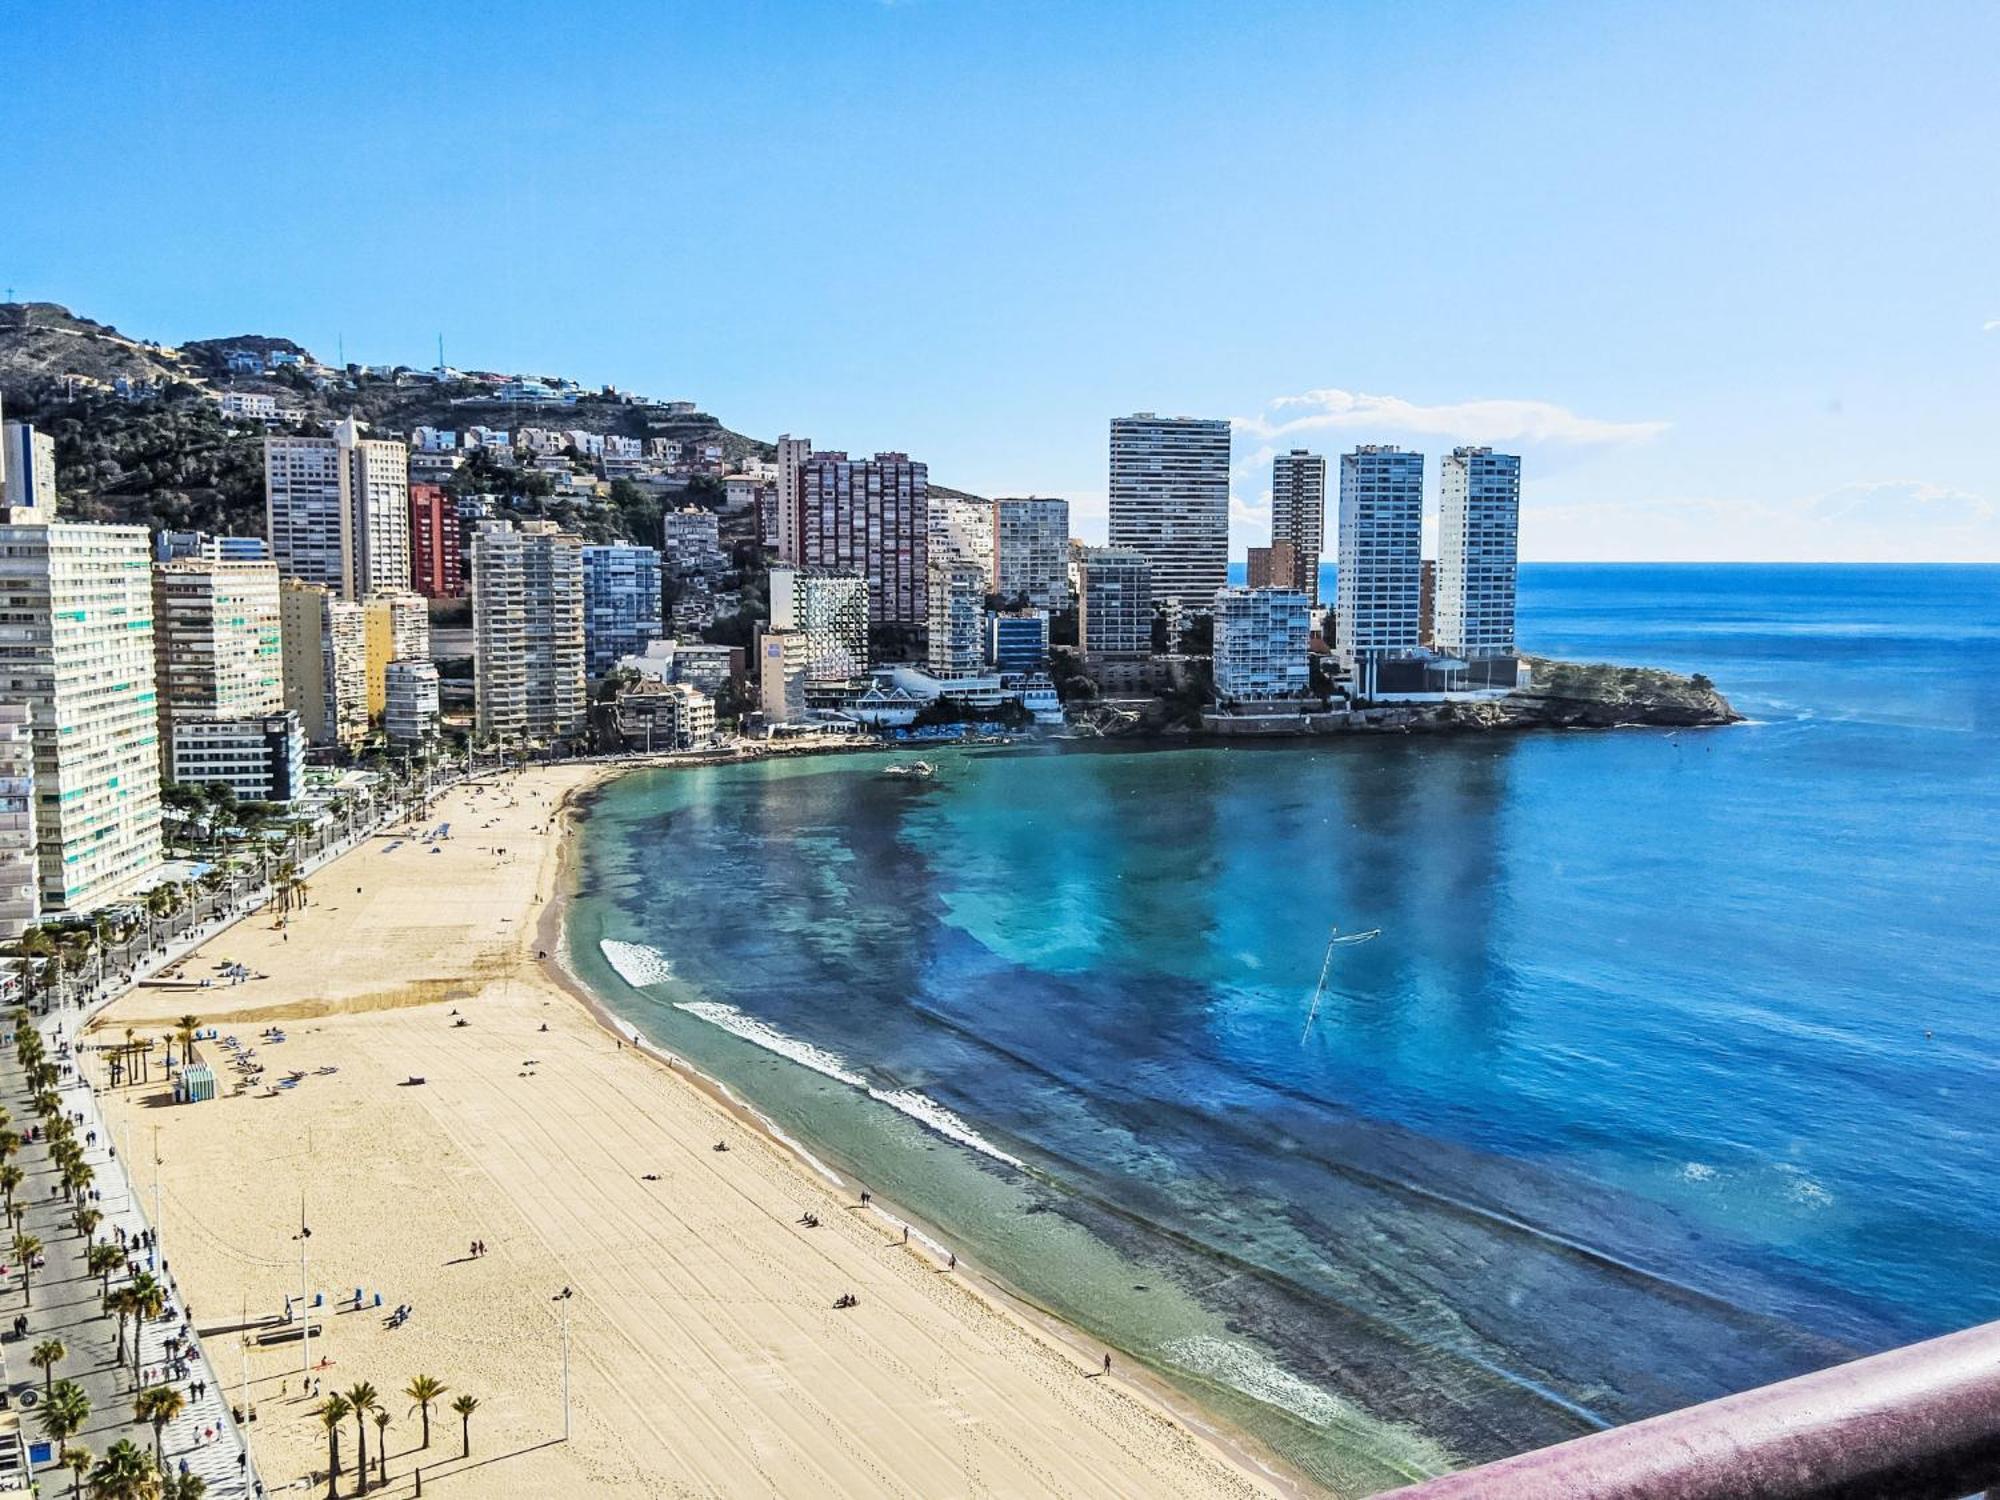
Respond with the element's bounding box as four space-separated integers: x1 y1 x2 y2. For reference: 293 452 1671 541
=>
1806 479 1992 528
1234 388 1669 447
1984 318 2000 333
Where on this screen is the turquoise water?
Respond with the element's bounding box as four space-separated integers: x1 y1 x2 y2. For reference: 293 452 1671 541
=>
565 564 2000 1494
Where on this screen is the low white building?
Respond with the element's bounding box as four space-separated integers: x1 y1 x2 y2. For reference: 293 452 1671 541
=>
384 660 442 748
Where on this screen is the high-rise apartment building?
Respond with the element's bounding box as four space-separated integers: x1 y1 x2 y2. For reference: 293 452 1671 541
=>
1212 587 1312 702
1108 414 1231 607
2 421 57 522
926 559 986 678
1270 450 1327 606
265 418 411 599
774 434 812 563
582 543 664 676
279 581 370 750
1077 546 1153 660
363 590 431 718
408 483 463 598
152 560 285 724
471 520 586 743
797 451 928 629
0 521 162 913
993 497 1071 610
1436 447 1522 663
928 496 996 595
769 566 869 683
1336 446 1424 695
151 558 290 790
0 704 39 940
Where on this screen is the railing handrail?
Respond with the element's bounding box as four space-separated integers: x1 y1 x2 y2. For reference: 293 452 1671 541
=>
1377 1318 2000 1500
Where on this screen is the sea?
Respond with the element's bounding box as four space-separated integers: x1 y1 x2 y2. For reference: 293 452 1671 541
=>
562 563 2000 1495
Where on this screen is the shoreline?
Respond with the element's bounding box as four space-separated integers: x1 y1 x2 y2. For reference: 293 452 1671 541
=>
534 765 1321 1499
88 759 1303 1499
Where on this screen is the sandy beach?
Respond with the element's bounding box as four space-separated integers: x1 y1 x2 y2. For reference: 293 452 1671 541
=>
90 766 1290 1498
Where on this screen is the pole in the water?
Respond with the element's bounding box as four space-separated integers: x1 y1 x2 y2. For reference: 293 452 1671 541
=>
1302 927 1381 1042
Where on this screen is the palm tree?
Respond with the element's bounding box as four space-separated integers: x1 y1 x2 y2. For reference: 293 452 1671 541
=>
85 1438 158 1500
89 1241 125 1301
167 1474 206 1500
0 1162 22 1219
346 1381 379 1495
317 1393 350 1497
128 1273 166 1384
72 1205 102 1246
109 1286 136 1367
63 1443 92 1500
134 1385 186 1471
14 1233 41 1305
173 1014 200 1066
37 1378 90 1453
405 1374 446 1448
373 1409 391 1485
451 1393 479 1458
30 1336 66 1398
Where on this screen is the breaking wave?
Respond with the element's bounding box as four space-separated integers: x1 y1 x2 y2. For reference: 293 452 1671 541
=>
672 1000 1023 1169
600 938 675 987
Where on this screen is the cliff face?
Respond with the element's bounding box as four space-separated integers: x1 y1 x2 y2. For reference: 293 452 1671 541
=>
1505 656 1741 728
1189 659 1740 739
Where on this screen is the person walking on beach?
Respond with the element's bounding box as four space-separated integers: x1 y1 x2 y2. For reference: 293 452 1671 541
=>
1102 1353 1112 1375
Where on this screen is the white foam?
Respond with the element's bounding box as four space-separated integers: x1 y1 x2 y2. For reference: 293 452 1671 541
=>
673 1000 869 1089
600 938 675 988
1678 1161 1717 1183
868 1088 1025 1170
671 1001 1024 1169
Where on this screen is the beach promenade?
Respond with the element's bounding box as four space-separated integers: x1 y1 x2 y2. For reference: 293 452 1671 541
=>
86 766 1291 1498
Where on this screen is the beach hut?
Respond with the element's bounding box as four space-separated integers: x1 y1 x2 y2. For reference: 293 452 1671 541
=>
175 1063 217 1104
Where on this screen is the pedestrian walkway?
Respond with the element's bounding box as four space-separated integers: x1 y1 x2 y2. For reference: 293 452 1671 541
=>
1 1018 261 1497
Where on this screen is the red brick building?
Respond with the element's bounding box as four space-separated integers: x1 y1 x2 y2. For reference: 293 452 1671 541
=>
408 483 463 597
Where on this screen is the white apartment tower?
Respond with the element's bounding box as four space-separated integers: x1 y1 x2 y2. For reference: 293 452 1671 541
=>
1077 546 1153 660
471 520 587 743
0 521 163 914
152 558 288 786
265 418 411 599
1436 447 1522 662
774 434 812 563
384 660 442 749
1211 587 1312 702
1336 446 1424 695
769 566 869 683
926 559 986 678
1108 414 1231 607
993 497 1072 611
1270 450 1327 607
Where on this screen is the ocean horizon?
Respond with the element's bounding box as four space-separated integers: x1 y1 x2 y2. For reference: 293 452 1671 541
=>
564 562 2000 1494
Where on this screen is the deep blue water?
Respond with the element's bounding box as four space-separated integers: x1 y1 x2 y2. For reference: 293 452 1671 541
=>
567 564 2000 1493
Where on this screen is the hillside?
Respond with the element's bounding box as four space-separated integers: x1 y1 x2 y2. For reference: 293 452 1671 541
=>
0 302 793 542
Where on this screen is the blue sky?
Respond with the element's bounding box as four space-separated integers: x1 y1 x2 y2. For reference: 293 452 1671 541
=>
4 1 1996 560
